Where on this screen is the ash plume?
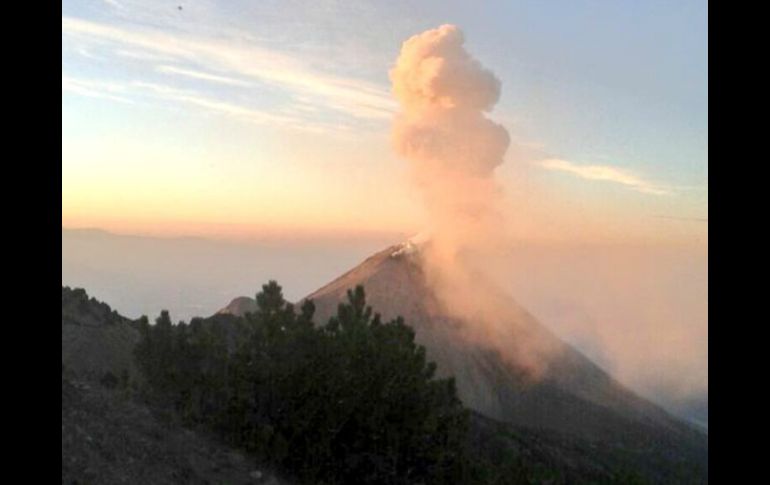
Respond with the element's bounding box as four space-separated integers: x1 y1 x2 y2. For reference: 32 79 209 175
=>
390 25 558 376
391 24 509 257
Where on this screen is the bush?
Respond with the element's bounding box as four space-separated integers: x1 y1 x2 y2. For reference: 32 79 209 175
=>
135 281 470 484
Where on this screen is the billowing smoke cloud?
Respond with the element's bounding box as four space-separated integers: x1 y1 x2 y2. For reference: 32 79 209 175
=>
391 24 509 257
390 25 559 376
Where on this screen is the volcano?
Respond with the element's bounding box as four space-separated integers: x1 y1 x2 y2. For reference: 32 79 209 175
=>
221 241 707 472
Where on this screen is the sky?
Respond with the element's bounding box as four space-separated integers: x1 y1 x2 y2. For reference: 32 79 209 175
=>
62 0 707 245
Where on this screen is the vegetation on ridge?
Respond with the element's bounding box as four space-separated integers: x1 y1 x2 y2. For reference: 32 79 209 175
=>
135 281 470 484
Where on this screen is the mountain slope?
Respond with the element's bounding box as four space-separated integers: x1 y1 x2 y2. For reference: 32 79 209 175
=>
62 286 141 381
301 244 707 478
62 287 288 485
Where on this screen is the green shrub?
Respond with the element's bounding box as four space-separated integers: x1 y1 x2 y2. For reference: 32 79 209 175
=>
135 281 469 484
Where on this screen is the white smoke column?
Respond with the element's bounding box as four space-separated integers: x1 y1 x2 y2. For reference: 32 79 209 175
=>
391 24 509 258
391 25 559 376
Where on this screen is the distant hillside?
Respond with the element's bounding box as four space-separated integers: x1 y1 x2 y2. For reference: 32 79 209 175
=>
218 296 259 316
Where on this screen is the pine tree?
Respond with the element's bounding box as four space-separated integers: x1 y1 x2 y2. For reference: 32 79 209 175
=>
133 282 470 485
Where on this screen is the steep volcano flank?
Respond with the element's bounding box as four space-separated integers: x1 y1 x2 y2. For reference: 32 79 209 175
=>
304 245 707 451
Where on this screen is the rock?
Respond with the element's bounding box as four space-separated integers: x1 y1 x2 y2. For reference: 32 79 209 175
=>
249 470 263 480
